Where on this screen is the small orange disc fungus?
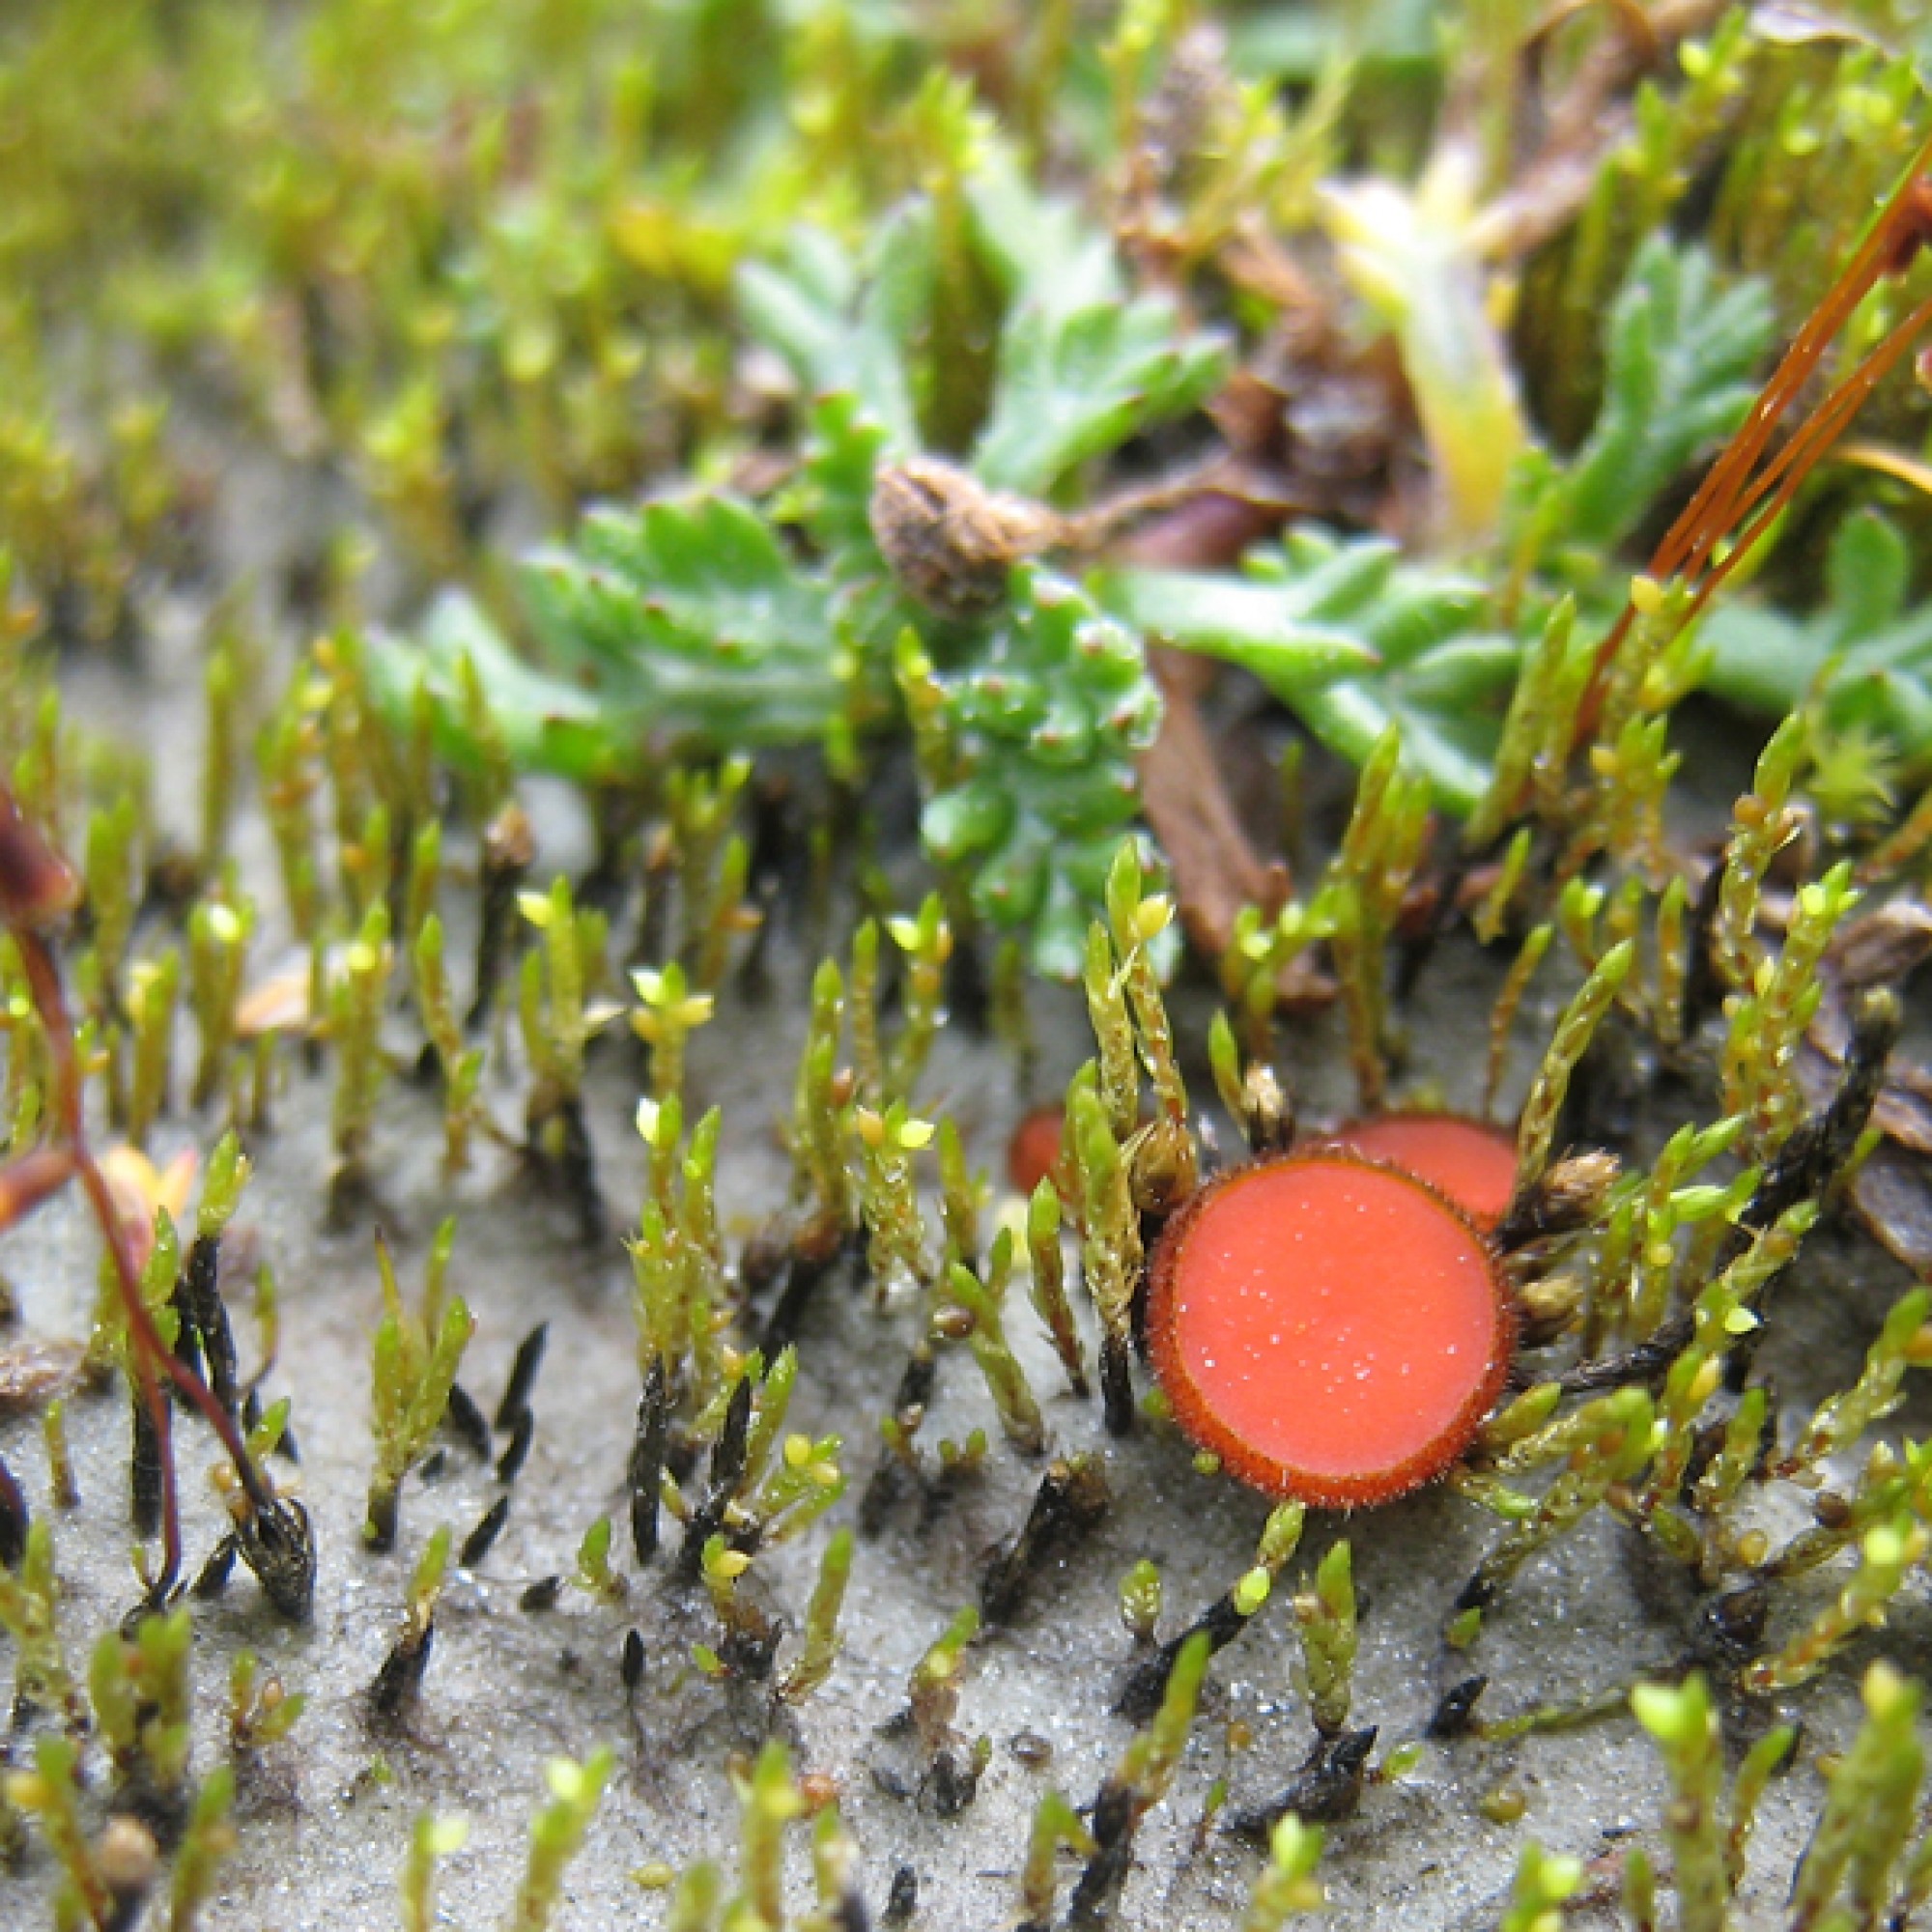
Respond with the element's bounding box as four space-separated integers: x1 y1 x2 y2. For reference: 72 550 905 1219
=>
1321 1113 1519 1230
1148 1151 1515 1508
1008 1104 1065 1196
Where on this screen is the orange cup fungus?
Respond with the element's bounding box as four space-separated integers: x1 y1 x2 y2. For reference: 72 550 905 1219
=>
1320 1112 1520 1231
1147 1151 1516 1508
1008 1103 1065 1197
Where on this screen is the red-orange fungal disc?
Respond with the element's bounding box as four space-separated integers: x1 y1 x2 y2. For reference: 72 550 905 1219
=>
1319 1112 1519 1231
1008 1104 1065 1197
1147 1151 1516 1508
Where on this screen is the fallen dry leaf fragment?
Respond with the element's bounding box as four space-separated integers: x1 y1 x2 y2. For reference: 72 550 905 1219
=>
237 969 313 1038
1136 655 1331 1007
0 1336 84 1419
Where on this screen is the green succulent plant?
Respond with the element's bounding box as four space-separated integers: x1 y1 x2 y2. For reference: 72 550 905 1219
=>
907 566 1161 980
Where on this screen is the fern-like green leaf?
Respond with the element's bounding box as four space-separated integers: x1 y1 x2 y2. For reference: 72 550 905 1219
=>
737 213 932 455
370 494 849 777
522 495 838 724
369 592 627 785
1096 567 1384 689
1702 508 1932 758
966 166 1227 495
784 394 892 567
1103 526 1513 813
743 163 1225 498
1548 239 1774 555
971 295 1228 497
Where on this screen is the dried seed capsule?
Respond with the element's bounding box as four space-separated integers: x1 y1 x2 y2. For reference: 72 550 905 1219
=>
869 459 1060 616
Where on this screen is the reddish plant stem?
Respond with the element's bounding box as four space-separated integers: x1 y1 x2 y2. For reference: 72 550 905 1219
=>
1657 163 1929 582
14 921 271 1600
1569 141 1932 757
1688 295 1932 611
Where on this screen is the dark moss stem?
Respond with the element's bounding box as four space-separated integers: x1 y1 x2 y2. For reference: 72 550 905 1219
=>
628 1359 670 1565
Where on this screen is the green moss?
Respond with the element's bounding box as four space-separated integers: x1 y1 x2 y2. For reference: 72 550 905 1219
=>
11 2 1932 1924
